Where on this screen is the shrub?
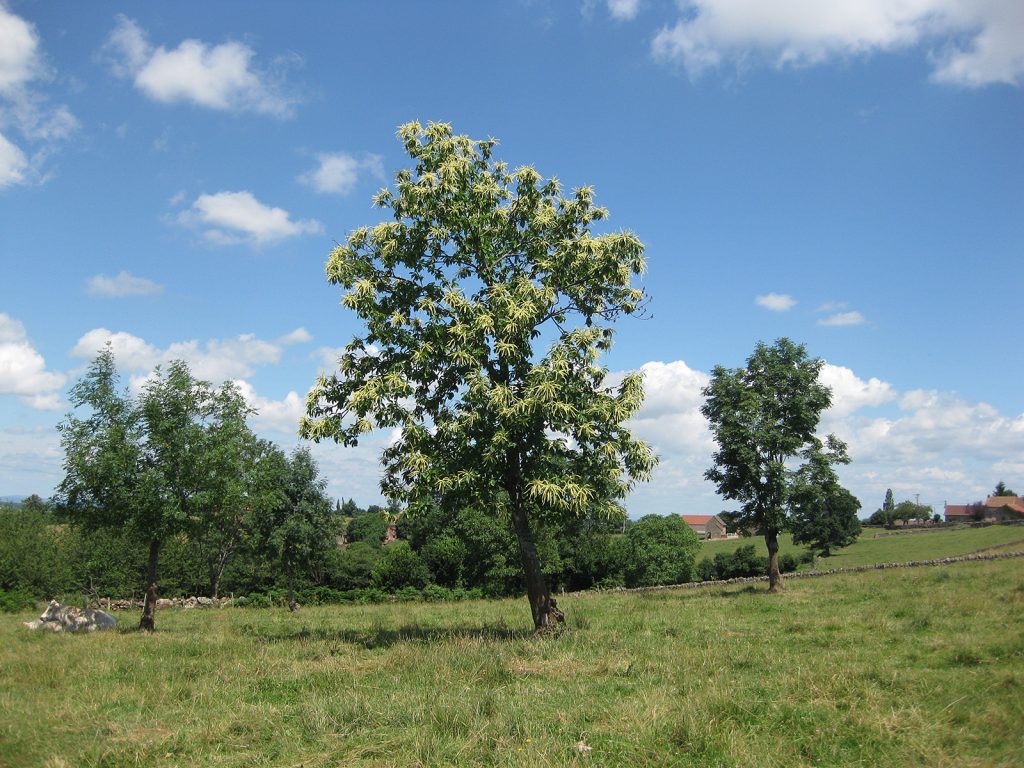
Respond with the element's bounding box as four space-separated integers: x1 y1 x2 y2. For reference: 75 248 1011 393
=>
346 512 389 548
623 515 701 587
325 541 380 590
371 542 430 591
0 587 37 613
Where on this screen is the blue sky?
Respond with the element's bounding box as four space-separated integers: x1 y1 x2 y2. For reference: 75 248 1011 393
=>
2 1 1022 517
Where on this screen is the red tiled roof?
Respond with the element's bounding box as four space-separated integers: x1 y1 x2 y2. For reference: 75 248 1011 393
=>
944 505 973 517
681 515 715 525
985 496 1024 513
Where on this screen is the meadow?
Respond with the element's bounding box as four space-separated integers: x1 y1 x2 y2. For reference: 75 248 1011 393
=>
1 529 1022 767
699 522 1024 568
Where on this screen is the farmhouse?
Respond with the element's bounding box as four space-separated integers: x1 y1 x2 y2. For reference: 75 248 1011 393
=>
680 514 729 539
944 495 1024 523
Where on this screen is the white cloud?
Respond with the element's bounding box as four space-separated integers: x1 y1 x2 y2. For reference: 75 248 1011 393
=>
651 0 1024 88
819 310 866 327
608 0 641 22
606 355 1024 519
0 6 77 187
0 5 41 95
298 152 384 195
278 327 313 346
86 271 164 298
0 130 26 188
233 379 306 435
819 363 895 419
0 313 65 409
71 327 292 384
755 292 796 311
179 190 323 246
102 16 299 116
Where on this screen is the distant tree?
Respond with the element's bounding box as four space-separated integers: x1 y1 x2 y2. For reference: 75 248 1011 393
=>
251 447 337 611
301 121 655 630
21 494 49 515
883 489 894 512
346 510 389 548
702 338 841 592
790 438 862 556
993 481 1016 497
340 498 362 517
622 515 700 587
893 500 932 524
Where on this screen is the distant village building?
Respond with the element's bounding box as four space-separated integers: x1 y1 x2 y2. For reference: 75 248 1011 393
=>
944 495 1024 523
680 514 729 539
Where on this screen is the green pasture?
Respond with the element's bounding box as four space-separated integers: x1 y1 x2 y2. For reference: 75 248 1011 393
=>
2 552 1022 767
700 523 1024 569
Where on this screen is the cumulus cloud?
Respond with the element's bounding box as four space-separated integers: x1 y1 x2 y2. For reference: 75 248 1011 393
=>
298 152 384 195
179 190 323 246
277 327 312 346
70 327 302 384
233 379 306 435
101 15 299 117
819 310 866 327
0 130 27 188
0 5 77 188
0 313 65 409
755 292 796 311
607 355 1023 519
819 363 895 418
651 0 1024 88
607 0 641 21
86 271 164 298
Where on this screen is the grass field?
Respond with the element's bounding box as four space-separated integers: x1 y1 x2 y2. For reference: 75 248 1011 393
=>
699 523 1024 569
2 536 1023 766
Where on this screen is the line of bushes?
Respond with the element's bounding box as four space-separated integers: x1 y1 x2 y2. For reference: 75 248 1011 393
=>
695 544 813 581
2 502 812 612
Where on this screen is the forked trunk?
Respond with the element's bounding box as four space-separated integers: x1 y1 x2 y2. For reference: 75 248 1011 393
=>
765 529 783 593
509 501 564 631
139 538 161 631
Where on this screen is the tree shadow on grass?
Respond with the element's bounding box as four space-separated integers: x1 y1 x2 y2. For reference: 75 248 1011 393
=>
242 622 533 649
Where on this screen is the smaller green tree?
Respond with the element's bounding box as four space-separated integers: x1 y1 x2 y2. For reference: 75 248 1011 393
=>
790 437 862 557
893 500 932 524
252 447 337 611
701 338 843 592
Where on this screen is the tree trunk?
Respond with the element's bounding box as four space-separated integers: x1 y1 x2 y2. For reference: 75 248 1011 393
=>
287 565 298 612
509 501 563 631
765 529 783 593
209 570 220 601
139 538 160 631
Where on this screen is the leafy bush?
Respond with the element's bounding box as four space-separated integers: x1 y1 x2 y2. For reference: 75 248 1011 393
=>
623 515 701 587
346 512 389 548
0 587 37 613
371 542 430 591
324 541 380 590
